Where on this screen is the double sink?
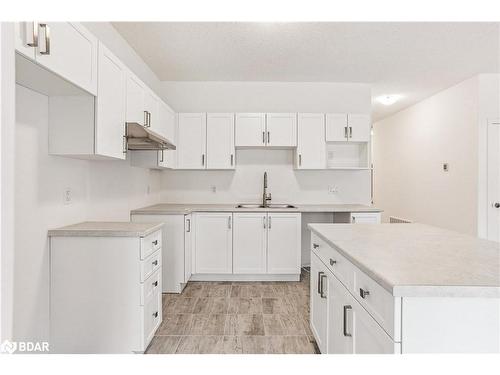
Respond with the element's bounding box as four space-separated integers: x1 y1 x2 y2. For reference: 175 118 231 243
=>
236 204 296 209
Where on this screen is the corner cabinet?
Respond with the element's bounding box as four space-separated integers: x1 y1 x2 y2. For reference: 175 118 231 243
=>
193 213 233 274
15 22 98 95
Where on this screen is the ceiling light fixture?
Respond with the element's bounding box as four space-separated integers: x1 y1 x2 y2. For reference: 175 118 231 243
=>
376 95 402 106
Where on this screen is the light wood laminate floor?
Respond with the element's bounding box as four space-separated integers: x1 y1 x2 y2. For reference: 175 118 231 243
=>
146 268 319 354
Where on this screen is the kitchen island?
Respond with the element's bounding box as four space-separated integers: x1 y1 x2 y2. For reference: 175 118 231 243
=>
308 223 500 353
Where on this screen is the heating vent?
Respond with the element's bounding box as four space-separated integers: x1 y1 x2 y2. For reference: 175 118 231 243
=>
389 216 412 224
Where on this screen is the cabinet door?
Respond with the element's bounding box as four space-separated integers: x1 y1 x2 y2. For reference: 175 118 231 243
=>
158 110 177 169
15 22 36 59
233 213 267 274
35 22 98 95
327 274 354 354
351 213 381 224
266 113 297 147
95 42 126 160
310 253 329 353
296 113 326 169
184 214 192 283
267 213 301 274
348 114 371 142
194 213 233 274
326 113 348 142
235 113 266 147
177 113 207 169
126 72 146 125
144 91 160 135
206 113 235 169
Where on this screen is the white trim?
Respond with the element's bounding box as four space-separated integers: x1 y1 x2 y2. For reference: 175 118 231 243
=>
189 274 300 282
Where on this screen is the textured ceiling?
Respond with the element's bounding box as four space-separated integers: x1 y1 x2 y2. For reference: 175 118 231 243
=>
112 22 499 120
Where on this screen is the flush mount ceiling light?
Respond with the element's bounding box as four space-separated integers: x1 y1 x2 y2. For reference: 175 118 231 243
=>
376 95 402 106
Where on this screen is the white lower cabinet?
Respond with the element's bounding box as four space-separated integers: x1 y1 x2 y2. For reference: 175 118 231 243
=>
49 229 163 353
310 253 329 353
233 213 267 274
351 212 381 224
131 214 191 293
267 213 301 274
194 213 233 274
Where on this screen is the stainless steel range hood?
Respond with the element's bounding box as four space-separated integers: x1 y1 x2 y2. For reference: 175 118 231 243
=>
126 122 176 151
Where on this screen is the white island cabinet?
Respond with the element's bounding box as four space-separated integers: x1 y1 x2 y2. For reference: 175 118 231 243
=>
309 223 500 354
48 222 163 353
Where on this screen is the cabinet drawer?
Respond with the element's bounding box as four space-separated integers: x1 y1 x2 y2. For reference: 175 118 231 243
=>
143 289 162 348
141 250 161 282
141 268 161 305
140 230 161 260
311 233 354 291
353 268 396 340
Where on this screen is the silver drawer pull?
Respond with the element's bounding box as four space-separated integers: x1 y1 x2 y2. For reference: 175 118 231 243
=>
152 240 158 246
313 243 319 249
152 260 158 267
152 281 158 287
144 111 148 127
39 23 50 55
343 305 352 337
152 311 158 318
359 288 370 299
27 22 39 47
329 258 336 266
319 274 327 298
317 271 324 294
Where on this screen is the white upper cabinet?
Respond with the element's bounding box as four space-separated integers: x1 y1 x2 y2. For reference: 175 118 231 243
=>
34 22 98 95
144 90 159 133
233 213 267 274
125 73 147 126
265 113 297 147
326 113 370 142
267 213 301 274
94 42 126 160
206 113 235 169
15 22 37 59
177 113 207 169
296 113 326 169
235 113 266 147
194 213 233 274
159 102 176 144
326 113 349 142
347 114 371 142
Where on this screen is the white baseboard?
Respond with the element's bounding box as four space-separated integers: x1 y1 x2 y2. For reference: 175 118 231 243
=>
189 274 300 282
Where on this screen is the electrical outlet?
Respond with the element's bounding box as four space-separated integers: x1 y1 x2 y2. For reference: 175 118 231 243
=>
210 185 217 193
63 188 72 205
443 163 449 172
328 186 338 194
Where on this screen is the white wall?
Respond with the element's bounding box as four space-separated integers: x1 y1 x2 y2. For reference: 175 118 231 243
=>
158 81 372 205
373 75 499 236
12 22 165 343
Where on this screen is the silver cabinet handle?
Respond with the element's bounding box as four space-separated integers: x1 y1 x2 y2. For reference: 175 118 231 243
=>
27 22 39 47
320 274 327 298
317 271 324 294
152 281 158 287
230 154 234 166
39 23 50 55
349 126 352 138
122 135 128 154
298 154 302 166
262 131 266 144
201 154 205 166
152 311 159 318
359 288 370 299
228 215 232 229
159 150 164 163
263 216 266 229
344 126 348 139
313 243 319 249
329 258 336 266
494 202 500 208
144 111 148 127
152 240 158 246
186 218 191 232
268 216 272 229
152 260 158 266
148 111 152 127
343 305 352 337
352 216 356 223
267 131 270 144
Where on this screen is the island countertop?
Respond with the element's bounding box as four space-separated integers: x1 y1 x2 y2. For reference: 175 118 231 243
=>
130 203 382 215
308 223 500 298
48 221 164 237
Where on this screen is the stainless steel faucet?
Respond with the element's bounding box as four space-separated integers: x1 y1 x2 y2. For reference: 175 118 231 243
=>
262 172 272 207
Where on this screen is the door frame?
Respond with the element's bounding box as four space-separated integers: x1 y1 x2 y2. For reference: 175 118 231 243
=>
487 118 500 241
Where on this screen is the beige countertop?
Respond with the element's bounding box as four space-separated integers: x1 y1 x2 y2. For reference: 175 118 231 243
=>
308 223 500 298
130 203 382 215
48 221 164 237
